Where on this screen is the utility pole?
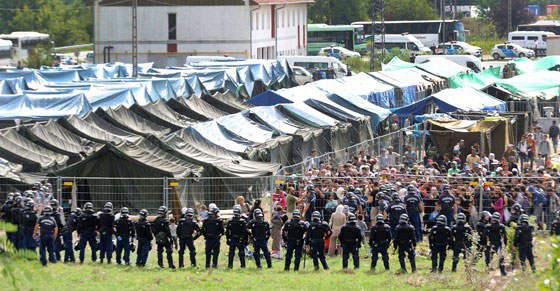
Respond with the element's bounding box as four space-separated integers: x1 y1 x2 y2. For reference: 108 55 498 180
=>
441 0 446 55
370 0 385 71
508 0 512 33
132 0 138 77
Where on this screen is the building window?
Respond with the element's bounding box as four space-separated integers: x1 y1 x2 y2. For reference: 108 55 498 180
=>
168 13 176 40
261 12 264 30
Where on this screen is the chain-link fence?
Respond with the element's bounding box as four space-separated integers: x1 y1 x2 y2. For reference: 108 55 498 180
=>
277 122 427 176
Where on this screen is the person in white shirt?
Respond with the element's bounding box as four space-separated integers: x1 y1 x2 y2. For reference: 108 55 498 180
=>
387 146 400 168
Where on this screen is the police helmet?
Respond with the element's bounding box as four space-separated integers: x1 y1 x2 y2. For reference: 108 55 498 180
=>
399 213 409 224
376 192 385 201
376 214 385 223
354 189 362 196
456 213 466 223
25 200 35 210
346 191 353 199
23 190 34 198
50 199 59 208
120 207 129 216
32 182 41 190
186 208 194 217
84 202 94 212
407 185 416 194
391 193 400 202
519 214 529 224
293 209 301 219
72 208 82 216
7 192 14 200
512 203 522 213
347 213 356 223
211 207 220 216
40 186 47 193
443 184 450 191
15 196 23 204
233 205 241 216
436 215 447 225
104 202 113 211
557 209 560 219
139 209 148 219
481 211 491 221
348 185 355 193
306 185 314 192
158 206 168 216
312 211 321 221
43 205 53 215
379 185 387 192
45 183 52 190
491 212 501 222
256 209 264 218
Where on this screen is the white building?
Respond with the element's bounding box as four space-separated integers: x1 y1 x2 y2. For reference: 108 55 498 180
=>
94 0 312 67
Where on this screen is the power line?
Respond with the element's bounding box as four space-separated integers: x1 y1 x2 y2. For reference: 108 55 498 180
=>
0 7 91 11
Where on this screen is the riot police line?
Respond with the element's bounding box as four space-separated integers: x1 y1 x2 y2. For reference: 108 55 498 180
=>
1 189 560 273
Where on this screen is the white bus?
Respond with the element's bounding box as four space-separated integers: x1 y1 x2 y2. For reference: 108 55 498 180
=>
0 31 50 66
0 39 13 67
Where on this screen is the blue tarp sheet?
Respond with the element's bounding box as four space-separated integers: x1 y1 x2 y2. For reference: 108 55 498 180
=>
391 87 506 117
0 92 92 120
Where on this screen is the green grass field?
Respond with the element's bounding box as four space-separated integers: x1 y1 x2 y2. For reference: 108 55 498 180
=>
0 233 553 290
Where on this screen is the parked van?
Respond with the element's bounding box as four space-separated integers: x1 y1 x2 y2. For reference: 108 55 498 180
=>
414 55 484 72
278 56 350 78
368 33 432 54
508 31 554 55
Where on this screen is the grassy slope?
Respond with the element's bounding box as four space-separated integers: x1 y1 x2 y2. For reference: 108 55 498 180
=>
2 234 552 290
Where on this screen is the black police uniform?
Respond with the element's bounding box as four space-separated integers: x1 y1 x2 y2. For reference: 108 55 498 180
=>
135 217 153 267
247 217 272 269
551 217 560 235
404 192 423 241
305 220 332 270
438 192 456 226
10 203 23 249
339 222 362 269
475 219 489 262
506 212 522 227
152 216 175 268
202 215 224 268
451 222 472 272
62 211 79 262
177 215 200 267
394 222 417 272
114 215 135 265
282 218 307 271
2 200 14 245
37 214 58 266
369 220 391 270
77 210 99 263
226 215 248 268
385 201 407 238
514 223 536 272
484 221 507 275
21 208 38 251
98 211 115 263
428 223 454 272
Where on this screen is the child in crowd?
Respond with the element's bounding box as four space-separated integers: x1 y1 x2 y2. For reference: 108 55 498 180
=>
200 205 208 221
169 217 178 250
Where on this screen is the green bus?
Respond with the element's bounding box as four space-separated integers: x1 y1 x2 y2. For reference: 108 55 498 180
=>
307 24 367 56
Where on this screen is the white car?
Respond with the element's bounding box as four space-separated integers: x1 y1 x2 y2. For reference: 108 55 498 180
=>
291 66 313 86
319 46 361 59
435 41 482 57
491 43 535 60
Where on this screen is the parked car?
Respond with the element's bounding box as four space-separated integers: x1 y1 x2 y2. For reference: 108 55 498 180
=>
414 55 484 72
368 33 432 55
435 41 482 57
291 66 313 86
54 54 75 66
319 46 361 60
491 43 535 59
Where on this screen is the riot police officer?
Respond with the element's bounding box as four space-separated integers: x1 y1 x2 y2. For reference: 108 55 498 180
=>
98 202 115 264
369 214 391 271
429 215 454 273
506 203 523 227
152 206 175 269
49 199 65 261
63 208 81 263
451 212 472 272
202 207 224 269
226 205 248 269
404 185 424 242
1 193 14 222
475 210 491 263
247 208 272 269
385 193 407 238
305 211 332 271
115 207 135 265
177 208 200 268
10 195 23 249
339 213 362 269
484 212 507 276
393 213 417 273
33 206 58 266
282 209 307 271
77 202 99 263
21 200 38 251
552 210 560 235
514 214 536 272
436 185 456 226
135 209 152 267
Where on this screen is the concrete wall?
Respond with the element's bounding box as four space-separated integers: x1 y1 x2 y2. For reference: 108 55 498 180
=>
94 3 308 66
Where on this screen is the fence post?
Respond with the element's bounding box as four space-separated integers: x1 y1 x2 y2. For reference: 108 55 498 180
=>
478 176 484 214
56 176 62 203
163 177 169 207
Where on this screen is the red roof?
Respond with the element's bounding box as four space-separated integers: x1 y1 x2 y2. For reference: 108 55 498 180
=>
253 0 314 4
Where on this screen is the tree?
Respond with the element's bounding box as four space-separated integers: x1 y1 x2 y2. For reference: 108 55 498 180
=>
476 0 535 36
385 0 439 21
308 0 371 24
